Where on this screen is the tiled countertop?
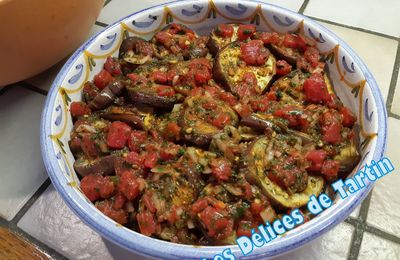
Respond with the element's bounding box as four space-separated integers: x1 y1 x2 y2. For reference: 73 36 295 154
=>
1 0 400 259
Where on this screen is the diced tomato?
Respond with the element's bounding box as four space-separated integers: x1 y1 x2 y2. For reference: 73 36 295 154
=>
189 58 212 71
142 192 157 213
164 122 181 140
113 192 127 210
237 24 256 41
234 72 257 98
273 106 302 127
69 136 82 153
210 113 231 129
216 24 234 38
82 82 99 102
236 220 254 237
219 91 238 106
127 73 148 85
144 152 158 169
276 60 292 76
150 71 168 84
306 150 327 171
210 158 232 181
156 85 175 97
70 101 91 118
259 32 281 45
80 174 114 202
234 102 252 117
303 73 330 103
137 212 156 236
118 170 142 200
96 200 128 225
198 206 233 239
128 130 147 152
155 31 172 46
320 111 343 144
104 56 122 76
167 205 181 225
94 69 114 90
321 160 340 179
125 151 144 166
250 201 263 215
194 70 212 85
283 33 307 51
240 40 269 66
304 47 320 68
267 90 277 101
159 143 180 161
340 106 356 127
80 174 102 202
107 121 132 149
250 97 270 112
202 100 217 110
81 133 99 158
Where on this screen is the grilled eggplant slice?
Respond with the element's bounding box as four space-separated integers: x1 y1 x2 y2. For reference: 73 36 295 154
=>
119 36 154 64
74 155 116 177
89 80 126 110
269 69 309 103
207 24 240 56
244 136 324 208
100 105 154 130
127 85 179 109
335 125 361 174
152 23 209 62
213 41 276 96
179 93 239 147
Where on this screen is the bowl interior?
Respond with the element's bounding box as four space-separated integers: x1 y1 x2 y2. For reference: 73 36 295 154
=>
41 0 386 259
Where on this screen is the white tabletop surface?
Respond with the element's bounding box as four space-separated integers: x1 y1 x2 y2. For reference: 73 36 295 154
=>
1 0 400 259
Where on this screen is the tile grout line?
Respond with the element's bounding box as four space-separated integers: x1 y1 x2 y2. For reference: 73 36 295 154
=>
11 178 52 224
305 15 399 42
298 0 310 14
385 41 400 116
347 192 373 259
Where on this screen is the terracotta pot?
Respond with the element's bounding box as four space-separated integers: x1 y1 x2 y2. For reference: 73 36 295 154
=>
0 0 104 86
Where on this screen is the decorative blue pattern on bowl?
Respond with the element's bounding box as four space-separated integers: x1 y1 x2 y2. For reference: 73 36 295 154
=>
40 0 387 259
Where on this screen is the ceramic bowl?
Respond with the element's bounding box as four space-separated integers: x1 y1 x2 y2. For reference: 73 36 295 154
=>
40 0 387 259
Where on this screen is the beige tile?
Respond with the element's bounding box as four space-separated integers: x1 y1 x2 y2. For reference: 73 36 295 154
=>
390 69 400 116
305 0 400 37
367 117 400 236
359 232 400 260
277 223 354 260
320 22 398 103
0 87 47 220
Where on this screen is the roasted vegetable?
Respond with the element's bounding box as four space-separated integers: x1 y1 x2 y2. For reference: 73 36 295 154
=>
207 24 240 56
119 36 154 64
335 125 361 174
213 41 276 97
100 105 154 130
244 136 324 208
88 80 126 110
74 155 116 177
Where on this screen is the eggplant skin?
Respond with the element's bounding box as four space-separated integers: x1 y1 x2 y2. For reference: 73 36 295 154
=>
336 124 361 176
74 155 116 177
127 87 178 109
268 44 301 65
207 24 239 56
213 41 276 96
89 80 125 111
119 36 153 63
100 106 154 130
244 137 324 208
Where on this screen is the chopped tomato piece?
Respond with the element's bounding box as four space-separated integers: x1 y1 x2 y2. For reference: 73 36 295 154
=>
127 73 148 85
94 69 114 90
340 106 356 127
96 200 127 225
118 170 143 200
81 133 99 158
210 158 232 181
150 71 168 84
321 160 340 179
304 47 320 68
303 73 330 103
240 40 269 66
104 56 122 76
198 205 233 239
113 192 127 210
107 121 132 149
216 24 234 38
128 130 147 152
210 113 231 129
259 32 281 45
156 85 175 97
237 24 256 41
144 152 158 169
218 91 238 106
306 150 327 171
320 111 343 144
236 220 254 237
283 33 307 51
80 174 114 202
137 212 156 236
234 72 257 98
164 122 181 140
276 60 292 76
202 100 217 110
125 151 144 166
70 101 91 118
